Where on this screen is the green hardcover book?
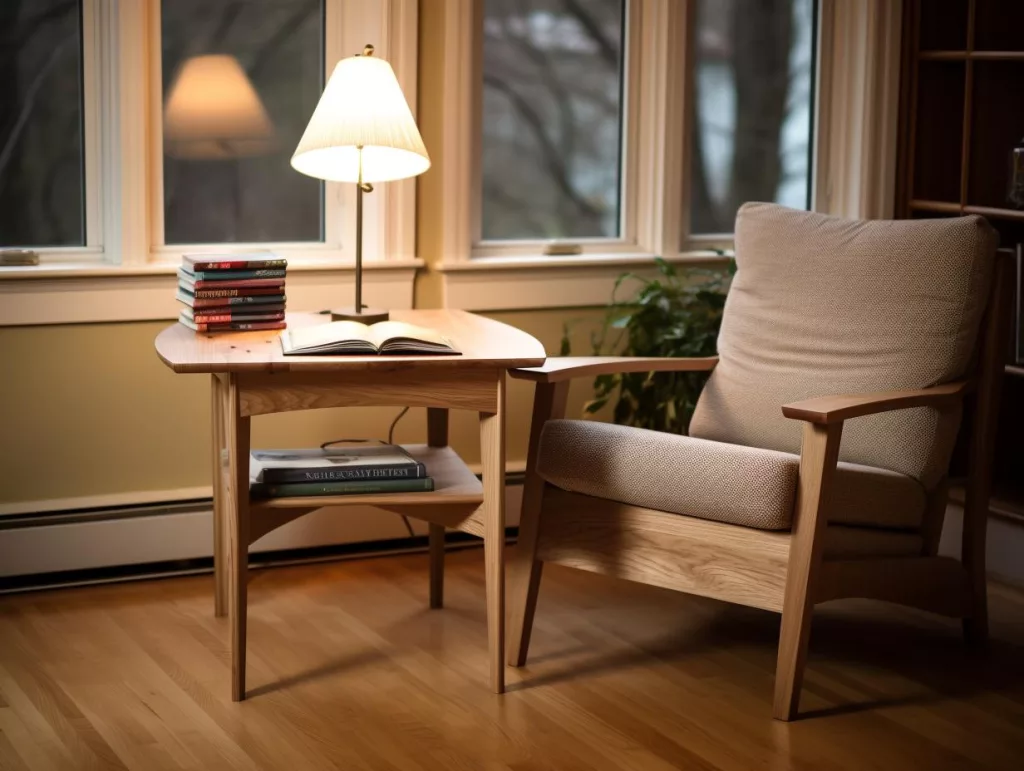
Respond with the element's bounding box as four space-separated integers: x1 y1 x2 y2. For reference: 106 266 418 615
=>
250 476 434 498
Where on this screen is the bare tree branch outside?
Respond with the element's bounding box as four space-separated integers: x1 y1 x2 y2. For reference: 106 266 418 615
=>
481 0 816 242
0 0 83 248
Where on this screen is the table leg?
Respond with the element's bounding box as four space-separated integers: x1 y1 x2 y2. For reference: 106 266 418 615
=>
225 376 251 702
427 408 449 609
211 374 228 618
479 375 506 694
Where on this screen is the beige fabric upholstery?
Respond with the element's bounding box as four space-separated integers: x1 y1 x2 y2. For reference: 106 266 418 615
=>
689 203 996 490
537 420 926 531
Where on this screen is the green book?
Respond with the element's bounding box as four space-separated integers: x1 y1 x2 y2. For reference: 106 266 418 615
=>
251 476 434 499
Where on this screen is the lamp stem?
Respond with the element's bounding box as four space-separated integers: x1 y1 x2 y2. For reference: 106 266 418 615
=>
355 145 363 312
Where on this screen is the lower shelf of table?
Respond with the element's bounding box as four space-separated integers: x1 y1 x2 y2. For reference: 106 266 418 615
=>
249 444 484 511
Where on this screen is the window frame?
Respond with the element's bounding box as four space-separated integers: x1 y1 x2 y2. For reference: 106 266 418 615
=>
0 0 422 326
436 0 904 312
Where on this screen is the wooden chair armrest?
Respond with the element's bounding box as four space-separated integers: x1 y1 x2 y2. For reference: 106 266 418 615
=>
781 381 972 425
509 356 719 384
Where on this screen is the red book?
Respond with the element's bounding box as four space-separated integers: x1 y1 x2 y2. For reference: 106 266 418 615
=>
183 254 287 271
179 316 287 333
177 268 284 291
189 311 285 324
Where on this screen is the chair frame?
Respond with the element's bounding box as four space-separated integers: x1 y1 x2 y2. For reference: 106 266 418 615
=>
506 254 1013 720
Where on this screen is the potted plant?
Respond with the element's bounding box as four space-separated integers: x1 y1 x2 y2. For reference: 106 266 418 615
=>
565 256 734 434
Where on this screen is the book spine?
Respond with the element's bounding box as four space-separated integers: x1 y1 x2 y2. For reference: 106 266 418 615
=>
261 462 428 485
188 258 287 271
187 297 286 309
189 287 285 300
192 311 285 324
190 320 287 332
190 268 287 280
190 277 285 290
252 477 435 498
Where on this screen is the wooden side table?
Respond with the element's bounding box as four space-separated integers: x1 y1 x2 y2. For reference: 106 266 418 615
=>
155 309 545 699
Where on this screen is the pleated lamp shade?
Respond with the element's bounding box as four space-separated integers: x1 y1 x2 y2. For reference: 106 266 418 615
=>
291 53 430 184
164 55 275 160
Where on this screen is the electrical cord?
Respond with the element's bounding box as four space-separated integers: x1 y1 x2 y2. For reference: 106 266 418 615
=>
319 406 415 538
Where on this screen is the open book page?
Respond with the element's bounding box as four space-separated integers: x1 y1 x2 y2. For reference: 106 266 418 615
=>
280 321 375 355
280 319 459 355
365 321 457 353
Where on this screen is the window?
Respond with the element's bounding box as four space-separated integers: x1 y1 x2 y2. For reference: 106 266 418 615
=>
159 0 324 245
689 0 816 235
465 0 818 261
480 0 625 241
0 0 85 248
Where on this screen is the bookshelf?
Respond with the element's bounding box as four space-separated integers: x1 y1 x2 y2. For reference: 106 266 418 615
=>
896 0 1024 517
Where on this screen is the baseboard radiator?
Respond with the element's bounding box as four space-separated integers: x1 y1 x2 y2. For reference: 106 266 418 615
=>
0 478 524 594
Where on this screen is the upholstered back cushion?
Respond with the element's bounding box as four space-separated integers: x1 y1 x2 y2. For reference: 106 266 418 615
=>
689 203 996 489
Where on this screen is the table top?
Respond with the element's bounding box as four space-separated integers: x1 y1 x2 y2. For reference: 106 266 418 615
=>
155 309 546 374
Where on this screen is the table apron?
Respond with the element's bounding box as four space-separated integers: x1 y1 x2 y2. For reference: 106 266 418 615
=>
234 369 501 417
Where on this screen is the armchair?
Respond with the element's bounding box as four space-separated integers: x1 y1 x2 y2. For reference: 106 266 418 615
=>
507 203 1011 720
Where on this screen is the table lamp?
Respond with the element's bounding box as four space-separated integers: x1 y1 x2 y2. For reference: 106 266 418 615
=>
291 45 430 322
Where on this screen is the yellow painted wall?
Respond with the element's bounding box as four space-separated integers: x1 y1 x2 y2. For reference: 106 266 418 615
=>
0 1 613 507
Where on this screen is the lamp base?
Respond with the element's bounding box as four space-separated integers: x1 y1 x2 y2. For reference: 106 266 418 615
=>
330 306 390 324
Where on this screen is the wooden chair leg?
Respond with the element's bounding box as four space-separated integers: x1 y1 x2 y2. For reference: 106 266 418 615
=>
774 421 842 721
226 377 251 702
427 408 449 610
961 252 1012 649
479 376 506 694
508 381 568 667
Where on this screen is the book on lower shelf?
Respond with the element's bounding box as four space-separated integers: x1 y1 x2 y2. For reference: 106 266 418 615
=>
251 477 435 499
249 442 434 498
281 320 459 356
175 252 288 334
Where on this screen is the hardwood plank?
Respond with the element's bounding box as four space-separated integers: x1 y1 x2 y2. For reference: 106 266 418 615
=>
2 552 1024 769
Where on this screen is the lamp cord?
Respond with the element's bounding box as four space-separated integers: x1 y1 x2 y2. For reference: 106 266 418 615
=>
319 406 414 538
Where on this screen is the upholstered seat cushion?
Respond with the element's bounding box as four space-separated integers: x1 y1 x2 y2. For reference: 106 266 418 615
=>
536 419 926 531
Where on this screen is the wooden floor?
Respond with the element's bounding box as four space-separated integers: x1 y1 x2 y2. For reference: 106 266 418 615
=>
1 549 1024 771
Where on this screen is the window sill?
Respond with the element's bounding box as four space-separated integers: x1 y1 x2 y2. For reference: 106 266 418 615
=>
436 251 730 311
0 259 422 327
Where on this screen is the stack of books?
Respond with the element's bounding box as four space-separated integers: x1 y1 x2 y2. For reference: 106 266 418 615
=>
249 442 434 498
176 253 287 332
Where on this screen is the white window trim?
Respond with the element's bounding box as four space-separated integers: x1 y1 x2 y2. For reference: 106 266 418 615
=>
0 0 422 326
436 0 903 312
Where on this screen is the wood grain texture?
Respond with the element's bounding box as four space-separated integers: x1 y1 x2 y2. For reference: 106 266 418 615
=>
4 551 1024 771
237 369 498 416
774 422 843 721
781 381 969 424
817 556 971 617
508 380 569 666
962 251 1015 647
211 374 228 618
427 408 449 610
155 310 546 374
479 372 506 694
535 489 791 613
509 355 719 383
226 376 251 702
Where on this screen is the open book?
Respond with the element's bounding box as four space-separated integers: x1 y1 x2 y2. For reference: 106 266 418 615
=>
280 320 459 355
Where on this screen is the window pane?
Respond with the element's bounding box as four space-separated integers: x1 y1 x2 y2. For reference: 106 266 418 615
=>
481 0 624 241
689 0 816 235
161 0 323 245
0 0 84 248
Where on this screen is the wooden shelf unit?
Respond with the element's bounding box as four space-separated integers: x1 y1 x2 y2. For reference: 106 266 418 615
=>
896 0 1024 518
